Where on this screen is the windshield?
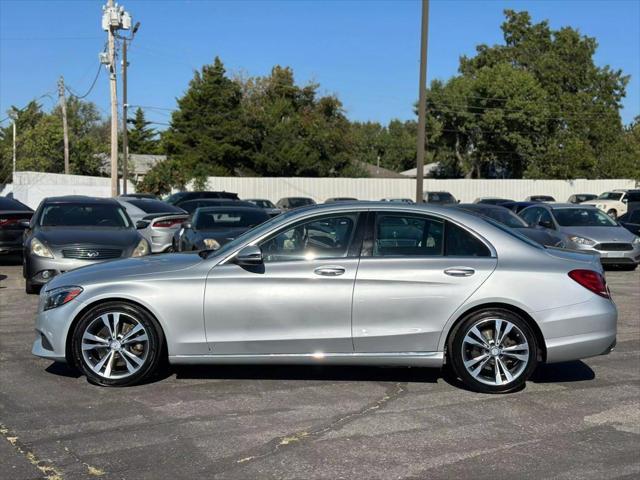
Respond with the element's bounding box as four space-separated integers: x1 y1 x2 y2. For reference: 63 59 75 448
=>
462 207 527 228
194 209 269 230
127 199 185 214
597 192 623 201
289 198 315 207
428 192 455 203
205 209 300 258
249 200 276 209
40 204 132 228
554 208 617 227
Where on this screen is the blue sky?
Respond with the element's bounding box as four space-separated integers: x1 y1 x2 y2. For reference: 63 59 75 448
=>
1 0 639 127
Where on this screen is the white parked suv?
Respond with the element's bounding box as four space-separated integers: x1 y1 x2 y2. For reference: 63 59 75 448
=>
582 190 640 219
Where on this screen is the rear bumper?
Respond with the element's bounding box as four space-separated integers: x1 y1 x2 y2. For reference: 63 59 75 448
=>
538 296 617 363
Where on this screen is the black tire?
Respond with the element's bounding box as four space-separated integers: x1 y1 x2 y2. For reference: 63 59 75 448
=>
448 308 538 394
71 301 164 387
25 280 40 294
606 209 617 220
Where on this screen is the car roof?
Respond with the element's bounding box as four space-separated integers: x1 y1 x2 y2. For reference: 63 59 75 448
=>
457 203 507 211
534 203 599 210
43 195 119 205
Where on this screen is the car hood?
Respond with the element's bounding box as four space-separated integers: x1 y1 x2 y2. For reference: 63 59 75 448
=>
558 226 636 243
37 227 140 248
45 252 204 290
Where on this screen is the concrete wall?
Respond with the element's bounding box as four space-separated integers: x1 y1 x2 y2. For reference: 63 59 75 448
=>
199 177 637 204
12 172 135 209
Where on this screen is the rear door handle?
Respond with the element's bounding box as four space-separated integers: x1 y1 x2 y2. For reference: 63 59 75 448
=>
444 267 475 277
314 265 346 277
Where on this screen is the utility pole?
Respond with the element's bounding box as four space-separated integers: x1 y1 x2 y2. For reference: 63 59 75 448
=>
415 0 430 203
12 120 16 175
58 76 70 174
102 0 133 196
120 21 140 195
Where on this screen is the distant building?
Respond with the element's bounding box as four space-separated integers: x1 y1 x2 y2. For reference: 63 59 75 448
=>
400 162 440 178
354 161 406 178
96 153 165 182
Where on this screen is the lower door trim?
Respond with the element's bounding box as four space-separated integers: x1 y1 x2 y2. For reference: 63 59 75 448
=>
169 351 444 368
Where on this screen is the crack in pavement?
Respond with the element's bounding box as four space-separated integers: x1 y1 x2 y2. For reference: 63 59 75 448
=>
1 423 65 480
207 381 408 475
0 423 106 479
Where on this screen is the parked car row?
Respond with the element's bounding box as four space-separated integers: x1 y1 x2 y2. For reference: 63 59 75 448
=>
5 186 639 296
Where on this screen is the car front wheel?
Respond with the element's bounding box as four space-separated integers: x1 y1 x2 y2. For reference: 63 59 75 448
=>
606 209 617 219
448 309 538 394
71 302 164 387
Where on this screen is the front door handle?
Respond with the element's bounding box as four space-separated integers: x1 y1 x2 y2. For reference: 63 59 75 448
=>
314 265 346 277
444 267 475 277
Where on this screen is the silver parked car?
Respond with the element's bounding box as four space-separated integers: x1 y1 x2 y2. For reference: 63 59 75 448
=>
33 203 616 393
23 196 149 294
520 203 640 270
117 197 189 253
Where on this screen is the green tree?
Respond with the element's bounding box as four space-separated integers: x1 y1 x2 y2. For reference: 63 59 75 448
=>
425 10 632 179
162 57 253 181
127 108 159 154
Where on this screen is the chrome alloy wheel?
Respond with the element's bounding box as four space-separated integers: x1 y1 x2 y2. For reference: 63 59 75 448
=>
81 312 149 379
461 318 530 386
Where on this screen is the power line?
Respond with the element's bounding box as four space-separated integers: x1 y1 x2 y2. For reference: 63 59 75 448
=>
65 64 103 99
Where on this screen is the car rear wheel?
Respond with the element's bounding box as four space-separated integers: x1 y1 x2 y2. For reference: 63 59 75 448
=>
449 309 538 394
71 302 164 387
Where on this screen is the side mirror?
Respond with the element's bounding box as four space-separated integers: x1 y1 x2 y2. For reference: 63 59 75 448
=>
622 198 628 203
539 220 554 229
235 245 263 266
19 220 31 229
135 220 149 229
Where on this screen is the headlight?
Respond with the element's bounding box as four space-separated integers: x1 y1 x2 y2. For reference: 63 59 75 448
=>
633 236 640 245
44 286 83 311
569 235 596 246
203 238 221 250
31 238 54 258
131 238 150 257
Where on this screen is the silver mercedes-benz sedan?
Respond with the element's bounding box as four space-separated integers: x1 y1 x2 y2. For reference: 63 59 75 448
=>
32 202 617 393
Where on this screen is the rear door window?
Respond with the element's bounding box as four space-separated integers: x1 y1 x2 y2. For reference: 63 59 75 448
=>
445 222 491 257
374 214 444 256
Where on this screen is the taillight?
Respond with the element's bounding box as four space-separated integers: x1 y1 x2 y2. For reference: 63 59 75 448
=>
153 218 184 228
568 269 610 299
0 217 28 227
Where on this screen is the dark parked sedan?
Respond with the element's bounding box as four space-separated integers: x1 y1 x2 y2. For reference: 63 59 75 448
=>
618 209 640 236
23 196 149 293
178 199 255 215
276 197 317 210
453 204 565 247
0 197 33 257
499 201 538 214
177 206 269 252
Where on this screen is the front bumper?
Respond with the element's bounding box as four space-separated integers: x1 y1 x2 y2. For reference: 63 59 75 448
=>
32 295 82 363
25 254 119 285
569 243 640 266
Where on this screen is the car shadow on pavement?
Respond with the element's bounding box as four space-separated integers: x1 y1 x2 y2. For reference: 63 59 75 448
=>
531 360 595 383
45 362 82 379
172 364 442 384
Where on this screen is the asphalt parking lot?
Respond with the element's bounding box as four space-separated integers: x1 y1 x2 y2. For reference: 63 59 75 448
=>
0 261 638 480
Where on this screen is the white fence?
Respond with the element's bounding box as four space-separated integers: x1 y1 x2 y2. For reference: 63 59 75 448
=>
201 177 637 204
12 172 135 209
8 171 637 209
